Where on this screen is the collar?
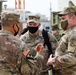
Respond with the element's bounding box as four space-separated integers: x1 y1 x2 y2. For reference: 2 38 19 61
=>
0 30 13 35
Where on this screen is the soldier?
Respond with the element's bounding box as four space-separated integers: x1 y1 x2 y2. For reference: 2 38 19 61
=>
0 12 43 75
20 14 58 75
47 6 76 75
52 25 61 41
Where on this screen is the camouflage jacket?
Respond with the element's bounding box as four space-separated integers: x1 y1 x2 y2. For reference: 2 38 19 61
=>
53 26 76 75
20 30 58 74
0 30 33 75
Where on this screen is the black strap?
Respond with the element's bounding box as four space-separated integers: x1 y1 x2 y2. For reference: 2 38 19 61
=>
42 29 55 75
20 28 28 35
42 29 53 57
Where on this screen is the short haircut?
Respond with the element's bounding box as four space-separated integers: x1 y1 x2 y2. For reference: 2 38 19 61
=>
1 12 20 27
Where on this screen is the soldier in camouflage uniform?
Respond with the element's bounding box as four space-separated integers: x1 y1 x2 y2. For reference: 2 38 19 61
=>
47 6 76 75
20 14 58 75
0 12 43 75
52 25 61 41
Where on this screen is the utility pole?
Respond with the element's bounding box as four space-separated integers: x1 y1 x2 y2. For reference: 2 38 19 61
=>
50 2 52 32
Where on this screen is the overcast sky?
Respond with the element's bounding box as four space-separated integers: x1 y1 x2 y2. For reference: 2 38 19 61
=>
3 0 56 18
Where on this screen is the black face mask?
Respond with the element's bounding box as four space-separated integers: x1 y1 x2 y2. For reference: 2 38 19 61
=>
0 25 2 30
13 24 19 36
28 26 38 33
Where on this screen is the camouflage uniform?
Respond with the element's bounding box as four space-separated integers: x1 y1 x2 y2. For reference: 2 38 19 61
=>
0 12 37 75
0 30 31 75
0 31 39 75
52 6 76 75
20 30 58 75
53 26 76 75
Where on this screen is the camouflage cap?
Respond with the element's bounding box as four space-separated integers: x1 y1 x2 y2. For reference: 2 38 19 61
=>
27 14 40 23
1 12 20 23
52 25 58 30
58 6 76 16
27 19 38 23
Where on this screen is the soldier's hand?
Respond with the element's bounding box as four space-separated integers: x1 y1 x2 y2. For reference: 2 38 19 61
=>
35 43 44 54
47 54 55 66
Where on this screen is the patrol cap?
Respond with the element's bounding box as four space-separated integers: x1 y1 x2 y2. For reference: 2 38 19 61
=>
27 19 38 23
52 25 58 30
1 12 20 23
58 6 76 16
27 14 40 23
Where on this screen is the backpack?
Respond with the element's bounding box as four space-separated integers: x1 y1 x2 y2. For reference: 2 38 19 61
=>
42 29 55 75
42 29 53 57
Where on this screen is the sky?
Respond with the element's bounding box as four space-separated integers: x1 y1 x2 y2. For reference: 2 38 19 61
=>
3 0 53 18
3 0 76 19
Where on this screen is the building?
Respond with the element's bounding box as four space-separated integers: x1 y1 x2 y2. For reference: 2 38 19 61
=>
2 8 51 32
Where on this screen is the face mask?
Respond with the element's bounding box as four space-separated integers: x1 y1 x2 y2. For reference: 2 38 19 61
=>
0 25 2 30
28 26 38 33
61 20 68 30
13 24 19 36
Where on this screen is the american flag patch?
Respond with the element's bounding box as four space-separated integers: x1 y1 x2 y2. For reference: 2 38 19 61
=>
22 49 30 57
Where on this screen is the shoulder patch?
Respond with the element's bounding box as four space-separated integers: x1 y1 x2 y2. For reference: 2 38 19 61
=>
22 49 30 57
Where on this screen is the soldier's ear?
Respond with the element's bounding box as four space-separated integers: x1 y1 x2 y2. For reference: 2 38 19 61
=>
71 15 75 20
13 23 16 27
12 23 17 28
